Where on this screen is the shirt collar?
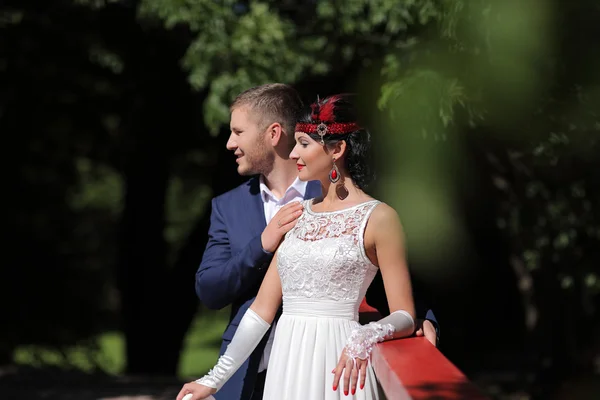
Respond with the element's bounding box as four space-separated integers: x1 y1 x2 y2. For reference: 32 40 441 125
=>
259 175 307 203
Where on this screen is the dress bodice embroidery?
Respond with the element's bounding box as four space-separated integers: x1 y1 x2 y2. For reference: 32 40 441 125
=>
277 199 381 302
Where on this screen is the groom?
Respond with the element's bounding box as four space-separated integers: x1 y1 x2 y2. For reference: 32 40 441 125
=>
195 84 438 400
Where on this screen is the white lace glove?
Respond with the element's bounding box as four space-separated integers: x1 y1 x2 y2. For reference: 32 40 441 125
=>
195 308 270 391
345 310 414 360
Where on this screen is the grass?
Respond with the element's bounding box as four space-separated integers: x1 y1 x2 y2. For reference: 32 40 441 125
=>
13 309 230 379
179 309 229 378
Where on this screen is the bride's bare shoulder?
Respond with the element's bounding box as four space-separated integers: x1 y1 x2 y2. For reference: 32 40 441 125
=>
369 202 404 230
371 201 399 218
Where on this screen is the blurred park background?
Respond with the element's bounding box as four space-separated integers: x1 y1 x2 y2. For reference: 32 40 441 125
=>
1 0 600 399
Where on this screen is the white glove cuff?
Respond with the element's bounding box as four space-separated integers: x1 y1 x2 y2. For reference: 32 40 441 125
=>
345 310 414 360
195 308 270 390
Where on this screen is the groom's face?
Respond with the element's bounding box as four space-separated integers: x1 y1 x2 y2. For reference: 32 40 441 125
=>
227 106 275 176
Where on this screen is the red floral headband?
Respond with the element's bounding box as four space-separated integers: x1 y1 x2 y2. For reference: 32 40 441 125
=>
295 95 361 144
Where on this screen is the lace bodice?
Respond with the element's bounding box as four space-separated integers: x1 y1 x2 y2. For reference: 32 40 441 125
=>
277 199 380 303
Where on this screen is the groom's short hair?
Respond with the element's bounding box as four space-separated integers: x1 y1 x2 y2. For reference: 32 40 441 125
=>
231 83 303 142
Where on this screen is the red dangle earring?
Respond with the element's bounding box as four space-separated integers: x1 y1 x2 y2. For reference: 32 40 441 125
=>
329 158 341 183
330 157 349 200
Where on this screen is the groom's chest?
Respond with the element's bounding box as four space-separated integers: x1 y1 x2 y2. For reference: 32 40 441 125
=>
224 194 266 247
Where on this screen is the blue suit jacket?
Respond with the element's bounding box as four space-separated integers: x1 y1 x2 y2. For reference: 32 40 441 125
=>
196 177 438 399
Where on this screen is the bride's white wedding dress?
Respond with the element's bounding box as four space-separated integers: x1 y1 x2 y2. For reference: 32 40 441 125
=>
262 199 385 400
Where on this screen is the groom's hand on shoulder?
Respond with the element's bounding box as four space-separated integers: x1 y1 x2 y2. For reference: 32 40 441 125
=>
261 201 304 253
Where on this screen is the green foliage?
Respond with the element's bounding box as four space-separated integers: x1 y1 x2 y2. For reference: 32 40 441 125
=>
139 0 319 133
69 158 123 214
377 0 600 357
139 0 437 133
165 176 211 265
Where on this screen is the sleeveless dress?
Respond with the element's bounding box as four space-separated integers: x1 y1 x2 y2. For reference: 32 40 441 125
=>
262 199 385 400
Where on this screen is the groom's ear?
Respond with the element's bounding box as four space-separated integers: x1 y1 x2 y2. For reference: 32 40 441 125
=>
267 122 283 146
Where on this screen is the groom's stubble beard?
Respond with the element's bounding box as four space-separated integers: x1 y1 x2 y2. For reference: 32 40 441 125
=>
240 132 275 177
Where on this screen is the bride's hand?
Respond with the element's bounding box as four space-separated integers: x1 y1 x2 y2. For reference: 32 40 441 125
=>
332 349 368 396
175 381 216 400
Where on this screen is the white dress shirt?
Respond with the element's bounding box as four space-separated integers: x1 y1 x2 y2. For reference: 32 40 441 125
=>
258 176 307 372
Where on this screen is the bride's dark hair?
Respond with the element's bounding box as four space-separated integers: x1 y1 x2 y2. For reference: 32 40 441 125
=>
296 94 375 190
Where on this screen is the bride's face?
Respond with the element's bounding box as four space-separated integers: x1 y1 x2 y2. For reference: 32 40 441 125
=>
290 132 333 182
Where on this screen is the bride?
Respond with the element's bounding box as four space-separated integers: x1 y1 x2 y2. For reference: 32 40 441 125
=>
177 94 416 400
